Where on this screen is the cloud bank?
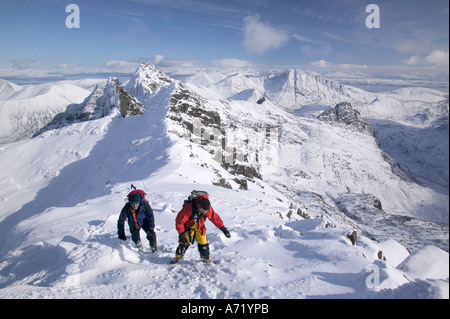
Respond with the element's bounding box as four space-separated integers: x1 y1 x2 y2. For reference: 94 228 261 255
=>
242 15 289 54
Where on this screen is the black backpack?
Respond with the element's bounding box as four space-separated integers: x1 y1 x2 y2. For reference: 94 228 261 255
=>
184 190 208 221
183 190 208 206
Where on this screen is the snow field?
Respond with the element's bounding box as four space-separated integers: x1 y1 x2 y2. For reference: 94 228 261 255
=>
2 171 447 298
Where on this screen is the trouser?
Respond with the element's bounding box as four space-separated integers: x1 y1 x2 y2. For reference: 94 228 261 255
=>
130 225 157 248
175 226 210 260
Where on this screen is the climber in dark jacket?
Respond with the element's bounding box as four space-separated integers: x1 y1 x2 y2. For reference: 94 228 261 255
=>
117 193 157 252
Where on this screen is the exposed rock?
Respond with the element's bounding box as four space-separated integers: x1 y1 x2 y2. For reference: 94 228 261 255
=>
317 102 375 136
169 84 221 133
167 82 262 187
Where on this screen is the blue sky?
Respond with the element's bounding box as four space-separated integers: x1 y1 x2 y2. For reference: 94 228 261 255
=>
0 0 448 86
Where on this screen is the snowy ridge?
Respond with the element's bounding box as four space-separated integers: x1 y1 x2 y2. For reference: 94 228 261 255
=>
34 77 146 136
0 63 448 299
0 80 94 144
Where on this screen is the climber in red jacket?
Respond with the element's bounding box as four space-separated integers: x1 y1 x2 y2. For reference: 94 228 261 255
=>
171 193 230 263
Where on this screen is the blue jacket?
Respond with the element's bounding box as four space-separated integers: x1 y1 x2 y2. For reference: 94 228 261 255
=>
117 200 155 237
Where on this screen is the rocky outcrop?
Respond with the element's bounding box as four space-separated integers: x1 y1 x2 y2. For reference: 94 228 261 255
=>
114 80 145 117
167 82 262 187
317 102 375 136
168 83 221 133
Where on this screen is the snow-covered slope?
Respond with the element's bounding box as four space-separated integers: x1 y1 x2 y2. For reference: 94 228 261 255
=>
0 79 101 144
0 79 22 100
0 63 448 299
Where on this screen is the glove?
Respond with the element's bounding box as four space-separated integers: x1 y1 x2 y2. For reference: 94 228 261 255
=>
220 226 231 238
118 234 127 241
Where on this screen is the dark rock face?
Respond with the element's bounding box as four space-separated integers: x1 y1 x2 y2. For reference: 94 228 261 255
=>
317 102 374 136
167 83 262 189
168 84 221 134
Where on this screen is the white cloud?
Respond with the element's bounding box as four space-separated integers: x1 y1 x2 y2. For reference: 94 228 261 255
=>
103 60 139 70
305 59 448 92
153 54 165 65
10 59 43 70
242 15 289 54
310 60 329 68
425 50 449 66
309 60 368 70
404 50 449 67
211 59 253 68
405 56 420 65
151 56 199 68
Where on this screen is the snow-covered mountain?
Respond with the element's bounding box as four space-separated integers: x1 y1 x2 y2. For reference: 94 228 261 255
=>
34 77 146 136
185 67 449 215
185 68 375 110
263 69 375 110
0 79 100 144
0 63 448 299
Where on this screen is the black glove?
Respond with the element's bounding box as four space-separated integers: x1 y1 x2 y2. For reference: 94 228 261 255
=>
220 226 231 238
118 234 127 241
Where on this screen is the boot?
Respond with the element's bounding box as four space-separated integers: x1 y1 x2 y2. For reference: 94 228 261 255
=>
170 256 182 264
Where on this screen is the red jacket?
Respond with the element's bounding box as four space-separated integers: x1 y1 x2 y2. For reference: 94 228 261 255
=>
175 194 224 235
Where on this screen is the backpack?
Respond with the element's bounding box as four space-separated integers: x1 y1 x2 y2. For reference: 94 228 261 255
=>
184 190 209 221
183 190 208 206
126 184 147 202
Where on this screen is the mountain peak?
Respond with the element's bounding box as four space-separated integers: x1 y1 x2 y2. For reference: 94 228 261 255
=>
125 63 173 98
0 79 22 100
263 68 352 110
